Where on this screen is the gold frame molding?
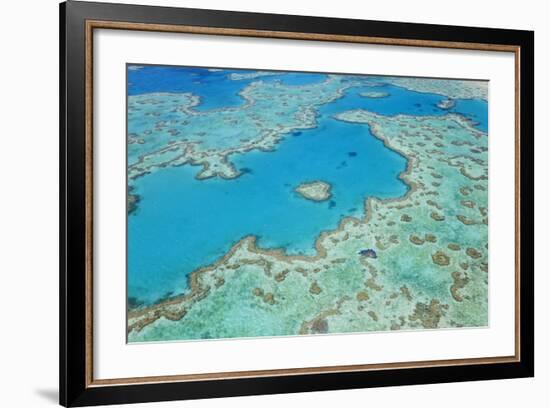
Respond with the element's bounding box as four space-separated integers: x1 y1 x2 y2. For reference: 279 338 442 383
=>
84 20 521 388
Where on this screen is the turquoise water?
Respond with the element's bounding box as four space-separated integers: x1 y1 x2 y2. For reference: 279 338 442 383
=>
128 115 408 304
127 67 488 305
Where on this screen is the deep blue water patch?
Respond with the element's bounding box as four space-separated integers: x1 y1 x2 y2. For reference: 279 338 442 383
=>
322 84 453 117
128 65 260 111
450 99 489 132
128 65 327 111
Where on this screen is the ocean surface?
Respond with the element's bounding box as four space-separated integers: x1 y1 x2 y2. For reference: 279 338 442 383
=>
127 66 488 305
128 65 327 111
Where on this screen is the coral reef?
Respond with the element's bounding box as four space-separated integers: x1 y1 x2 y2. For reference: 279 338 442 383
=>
128 103 488 342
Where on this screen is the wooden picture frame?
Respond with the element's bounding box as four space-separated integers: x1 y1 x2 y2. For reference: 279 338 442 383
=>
60 1 534 406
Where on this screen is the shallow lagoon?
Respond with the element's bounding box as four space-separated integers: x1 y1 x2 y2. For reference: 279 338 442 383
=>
127 68 488 305
128 115 408 304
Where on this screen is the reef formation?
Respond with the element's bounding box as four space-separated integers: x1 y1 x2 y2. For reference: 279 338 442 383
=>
295 181 332 202
126 68 488 342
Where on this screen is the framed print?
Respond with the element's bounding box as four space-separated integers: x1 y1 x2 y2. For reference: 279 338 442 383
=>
59 1 534 406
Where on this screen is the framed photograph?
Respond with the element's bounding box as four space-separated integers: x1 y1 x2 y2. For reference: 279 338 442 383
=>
60 1 534 406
